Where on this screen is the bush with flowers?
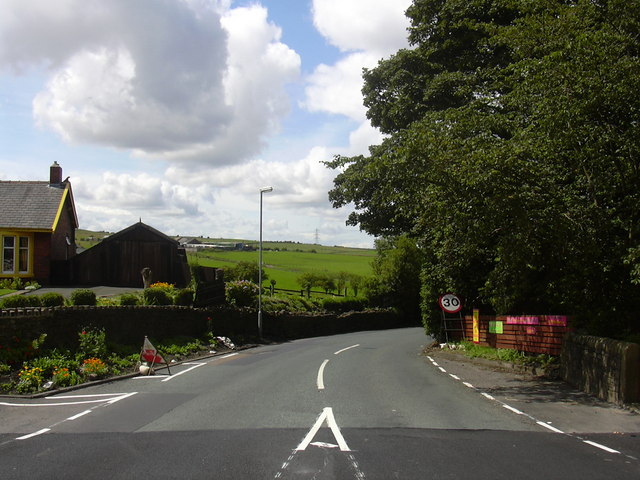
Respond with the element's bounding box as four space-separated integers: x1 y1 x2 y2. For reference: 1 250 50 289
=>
16 365 45 393
225 280 260 307
143 282 174 305
81 358 109 378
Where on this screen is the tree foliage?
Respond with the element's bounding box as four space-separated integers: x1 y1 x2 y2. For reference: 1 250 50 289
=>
326 0 640 338
366 236 424 323
224 261 266 284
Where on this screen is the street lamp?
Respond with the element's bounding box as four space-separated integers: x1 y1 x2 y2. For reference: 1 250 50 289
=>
258 186 273 339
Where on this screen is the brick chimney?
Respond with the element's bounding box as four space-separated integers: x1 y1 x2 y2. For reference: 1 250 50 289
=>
50 161 62 185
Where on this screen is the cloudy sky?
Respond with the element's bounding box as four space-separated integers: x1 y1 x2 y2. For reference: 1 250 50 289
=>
0 0 412 248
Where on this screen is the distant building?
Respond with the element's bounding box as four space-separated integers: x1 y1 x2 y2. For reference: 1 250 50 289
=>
0 162 78 285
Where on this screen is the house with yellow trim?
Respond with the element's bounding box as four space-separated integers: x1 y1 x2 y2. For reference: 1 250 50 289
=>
0 162 78 285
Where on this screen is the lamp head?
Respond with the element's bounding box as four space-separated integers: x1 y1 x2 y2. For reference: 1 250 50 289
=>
260 186 273 193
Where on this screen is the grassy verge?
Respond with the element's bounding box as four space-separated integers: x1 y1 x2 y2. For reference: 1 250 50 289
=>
452 341 558 369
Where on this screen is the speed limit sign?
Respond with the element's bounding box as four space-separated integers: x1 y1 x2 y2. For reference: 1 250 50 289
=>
439 293 462 313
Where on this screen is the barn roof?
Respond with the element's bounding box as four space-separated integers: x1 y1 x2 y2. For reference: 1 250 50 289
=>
103 221 180 246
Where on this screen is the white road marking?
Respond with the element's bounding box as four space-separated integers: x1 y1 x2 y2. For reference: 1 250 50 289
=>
52 393 130 398
583 440 620 454
503 404 524 415
432 355 627 458
66 410 92 420
296 407 350 452
310 441 339 448
106 392 138 404
317 359 330 390
334 344 360 355
1 392 137 407
220 352 238 360
449 374 460 380
16 428 50 440
438 367 446 373
161 363 205 382
536 421 564 434
133 375 170 380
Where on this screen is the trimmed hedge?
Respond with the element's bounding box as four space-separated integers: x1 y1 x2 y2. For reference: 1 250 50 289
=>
40 292 65 307
70 289 97 306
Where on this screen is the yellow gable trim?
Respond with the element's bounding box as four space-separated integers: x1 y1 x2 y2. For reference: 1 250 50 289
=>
51 186 70 231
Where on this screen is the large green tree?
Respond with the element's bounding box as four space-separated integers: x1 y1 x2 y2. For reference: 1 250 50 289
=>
327 0 640 338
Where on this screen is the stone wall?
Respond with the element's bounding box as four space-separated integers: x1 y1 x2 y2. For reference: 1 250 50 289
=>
0 306 404 352
560 332 640 405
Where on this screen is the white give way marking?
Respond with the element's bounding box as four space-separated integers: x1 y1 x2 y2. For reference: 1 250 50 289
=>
274 407 366 480
296 407 350 452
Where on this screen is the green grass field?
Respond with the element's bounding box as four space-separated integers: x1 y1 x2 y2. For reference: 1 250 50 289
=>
189 248 375 291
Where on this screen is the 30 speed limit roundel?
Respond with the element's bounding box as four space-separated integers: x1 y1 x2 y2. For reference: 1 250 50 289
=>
438 293 462 313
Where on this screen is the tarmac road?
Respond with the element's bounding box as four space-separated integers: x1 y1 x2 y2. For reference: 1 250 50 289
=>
1 327 639 479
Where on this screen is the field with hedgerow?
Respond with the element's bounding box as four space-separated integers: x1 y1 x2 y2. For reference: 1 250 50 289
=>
188 245 375 292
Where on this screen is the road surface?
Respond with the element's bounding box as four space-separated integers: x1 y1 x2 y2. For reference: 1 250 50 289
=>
1 328 639 478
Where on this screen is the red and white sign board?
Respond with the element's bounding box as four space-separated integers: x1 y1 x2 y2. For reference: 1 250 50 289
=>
438 293 462 314
141 336 167 365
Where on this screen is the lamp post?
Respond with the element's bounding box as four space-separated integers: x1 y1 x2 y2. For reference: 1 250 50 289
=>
258 186 273 339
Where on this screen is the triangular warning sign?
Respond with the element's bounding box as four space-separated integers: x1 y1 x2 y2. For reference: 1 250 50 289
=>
296 407 350 452
141 336 166 365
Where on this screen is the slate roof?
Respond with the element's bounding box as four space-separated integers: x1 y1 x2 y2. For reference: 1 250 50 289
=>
0 180 75 231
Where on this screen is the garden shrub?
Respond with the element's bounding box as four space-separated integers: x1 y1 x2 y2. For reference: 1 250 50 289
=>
78 327 108 359
0 294 30 308
225 280 259 307
119 293 140 306
24 295 42 307
70 288 97 306
261 295 321 313
143 287 172 306
321 297 369 313
40 292 65 307
174 288 194 306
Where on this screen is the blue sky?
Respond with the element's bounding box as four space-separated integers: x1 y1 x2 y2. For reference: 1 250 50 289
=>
0 0 412 248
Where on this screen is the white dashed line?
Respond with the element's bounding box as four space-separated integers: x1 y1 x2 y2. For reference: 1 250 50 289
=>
429 357 624 457
583 440 620 454
66 410 92 421
16 428 50 440
536 421 564 434
503 404 524 415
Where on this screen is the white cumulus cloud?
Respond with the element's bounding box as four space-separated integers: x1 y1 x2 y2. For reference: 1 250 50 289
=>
1 0 300 167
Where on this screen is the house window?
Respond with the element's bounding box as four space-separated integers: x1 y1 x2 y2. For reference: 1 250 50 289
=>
1 235 31 275
2 237 14 274
19 236 29 273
